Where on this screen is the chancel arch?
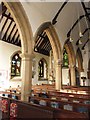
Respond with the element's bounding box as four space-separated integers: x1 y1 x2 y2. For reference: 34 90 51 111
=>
34 22 62 90
4 2 33 101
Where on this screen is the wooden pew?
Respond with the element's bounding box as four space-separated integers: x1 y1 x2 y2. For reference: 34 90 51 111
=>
0 96 54 119
62 85 90 94
32 84 55 92
32 87 90 105
29 96 89 119
0 96 88 120
1 91 21 100
48 91 90 99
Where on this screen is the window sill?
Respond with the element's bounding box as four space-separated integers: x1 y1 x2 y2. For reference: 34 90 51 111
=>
10 76 22 81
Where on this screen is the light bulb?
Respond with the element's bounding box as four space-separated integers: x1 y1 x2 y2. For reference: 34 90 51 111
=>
69 36 73 42
79 39 82 44
79 32 83 37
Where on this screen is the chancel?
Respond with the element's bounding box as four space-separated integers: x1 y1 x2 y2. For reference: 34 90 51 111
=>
0 1 90 120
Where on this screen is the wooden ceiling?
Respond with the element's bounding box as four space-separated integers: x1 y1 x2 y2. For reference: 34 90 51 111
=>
34 31 52 56
0 2 90 56
0 2 21 47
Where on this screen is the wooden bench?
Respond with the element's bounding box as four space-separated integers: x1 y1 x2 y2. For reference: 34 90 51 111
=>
31 88 90 105
62 85 90 94
1 91 21 100
29 96 90 118
0 96 89 120
48 91 90 99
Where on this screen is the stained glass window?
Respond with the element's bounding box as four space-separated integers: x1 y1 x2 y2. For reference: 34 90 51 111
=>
39 60 44 77
11 53 21 78
63 48 69 67
38 58 47 79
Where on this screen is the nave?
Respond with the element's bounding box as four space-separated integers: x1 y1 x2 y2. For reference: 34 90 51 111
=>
0 84 90 119
0 0 90 119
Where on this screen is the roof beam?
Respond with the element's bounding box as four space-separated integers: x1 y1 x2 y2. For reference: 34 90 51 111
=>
67 15 85 37
3 14 14 21
39 35 49 48
35 32 46 48
14 34 19 44
52 0 69 25
2 20 13 40
76 28 90 45
81 2 90 22
37 48 49 56
11 29 18 43
0 3 7 15
7 24 16 42
82 38 90 50
1 13 10 39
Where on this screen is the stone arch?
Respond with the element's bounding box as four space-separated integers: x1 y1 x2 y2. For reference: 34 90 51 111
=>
39 58 48 64
87 59 90 79
76 48 84 72
4 2 33 54
4 1 33 101
63 41 76 66
34 22 61 61
63 41 76 86
34 22 62 90
10 50 21 60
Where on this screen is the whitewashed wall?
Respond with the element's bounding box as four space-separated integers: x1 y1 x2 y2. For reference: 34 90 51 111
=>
32 52 49 85
62 68 70 85
80 43 90 86
0 41 50 88
0 41 89 88
0 41 21 89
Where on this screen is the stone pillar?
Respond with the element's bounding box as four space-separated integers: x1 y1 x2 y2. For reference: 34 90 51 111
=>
49 50 53 80
69 65 76 86
55 60 62 90
20 53 32 101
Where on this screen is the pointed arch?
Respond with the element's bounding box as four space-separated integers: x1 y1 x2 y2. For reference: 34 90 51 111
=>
76 48 84 72
63 40 76 86
4 2 33 54
38 58 48 79
34 22 61 61
87 59 90 79
64 41 76 66
3 1 33 101
34 22 62 90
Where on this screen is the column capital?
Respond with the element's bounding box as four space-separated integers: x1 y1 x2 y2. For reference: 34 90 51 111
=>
55 59 62 66
20 53 34 61
69 64 76 68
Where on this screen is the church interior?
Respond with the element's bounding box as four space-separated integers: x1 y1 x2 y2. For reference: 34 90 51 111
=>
0 0 90 119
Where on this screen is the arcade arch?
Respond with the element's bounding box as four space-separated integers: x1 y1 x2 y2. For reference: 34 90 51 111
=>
34 22 62 90
63 41 76 86
4 2 33 101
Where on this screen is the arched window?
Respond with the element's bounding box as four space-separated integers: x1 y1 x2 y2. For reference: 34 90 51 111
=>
63 48 69 67
39 60 44 77
11 53 21 78
38 58 47 79
62 48 70 85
